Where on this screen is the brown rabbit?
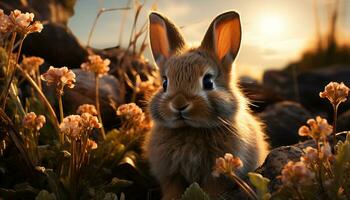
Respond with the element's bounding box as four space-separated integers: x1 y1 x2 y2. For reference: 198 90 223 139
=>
144 11 269 200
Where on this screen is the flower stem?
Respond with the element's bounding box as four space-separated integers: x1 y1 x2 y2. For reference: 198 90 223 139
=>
58 93 64 144
36 69 42 90
86 7 130 48
294 186 305 200
1 35 26 109
95 75 106 140
5 32 17 75
0 32 16 105
58 94 64 122
332 104 338 147
17 66 60 137
228 172 258 200
70 140 77 199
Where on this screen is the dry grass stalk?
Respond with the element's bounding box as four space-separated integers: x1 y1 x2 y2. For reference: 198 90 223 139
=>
86 7 131 48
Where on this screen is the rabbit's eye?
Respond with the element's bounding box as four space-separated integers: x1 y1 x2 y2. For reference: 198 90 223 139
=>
162 76 168 92
203 74 214 90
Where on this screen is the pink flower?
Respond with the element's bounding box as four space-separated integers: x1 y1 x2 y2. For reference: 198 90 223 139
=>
301 147 318 164
76 104 98 116
22 112 46 131
60 113 101 140
41 66 76 94
280 161 315 187
81 55 110 76
319 143 332 160
212 153 243 177
10 9 34 28
320 82 349 107
117 103 145 121
27 20 43 33
298 116 333 141
86 139 98 150
59 115 82 139
8 9 43 35
20 56 44 75
0 9 13 34
80 112 101 130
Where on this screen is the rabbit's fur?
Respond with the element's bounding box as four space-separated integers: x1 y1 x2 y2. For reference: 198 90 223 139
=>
144 11 269 199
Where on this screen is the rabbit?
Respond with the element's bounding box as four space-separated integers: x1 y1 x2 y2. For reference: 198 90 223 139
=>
143 11 269 200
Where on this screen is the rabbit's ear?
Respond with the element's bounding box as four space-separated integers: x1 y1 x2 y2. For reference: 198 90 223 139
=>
201 11 241 68
149 12 185 68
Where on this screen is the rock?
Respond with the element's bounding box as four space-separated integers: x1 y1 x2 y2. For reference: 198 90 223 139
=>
262 66 350 117
0 0 76 25
61 69 123 128
259 101 312 148
256 146 303 191
22 23 87 69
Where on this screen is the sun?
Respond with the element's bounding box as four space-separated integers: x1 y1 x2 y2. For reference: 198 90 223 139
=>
259 16 284 37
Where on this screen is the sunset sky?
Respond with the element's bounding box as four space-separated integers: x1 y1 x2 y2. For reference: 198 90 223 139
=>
68 0 350 79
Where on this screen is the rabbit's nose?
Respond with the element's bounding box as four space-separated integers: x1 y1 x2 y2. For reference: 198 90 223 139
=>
179 104 189 111
170 94 191 113
170 102 191 113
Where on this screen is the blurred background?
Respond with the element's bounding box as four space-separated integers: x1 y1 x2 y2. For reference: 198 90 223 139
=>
69 0 350 79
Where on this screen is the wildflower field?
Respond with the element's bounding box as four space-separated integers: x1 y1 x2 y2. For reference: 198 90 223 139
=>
1 1 350 200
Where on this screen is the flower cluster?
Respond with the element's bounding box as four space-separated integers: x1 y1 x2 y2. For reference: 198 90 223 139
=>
59 113 101 140
80 112 101 130
300 146 318 164
41 66 76 94
117 103 145 123
0 9 43 36
9 9 43 34
81 55 110 76
320 82 349 108
20 56 44 75
22 112 46 131
116 103 149 135
77 104 98 116
280 161 315 187
301 143 333 164
212 153 243 177
298 116 333 141
87 138 98 150
59 115 82 139
0 9 12 34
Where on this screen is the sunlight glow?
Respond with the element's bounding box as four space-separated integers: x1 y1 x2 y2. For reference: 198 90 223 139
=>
259 16 284 37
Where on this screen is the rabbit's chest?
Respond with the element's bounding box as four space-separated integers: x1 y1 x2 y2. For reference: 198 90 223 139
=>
150 130 235 183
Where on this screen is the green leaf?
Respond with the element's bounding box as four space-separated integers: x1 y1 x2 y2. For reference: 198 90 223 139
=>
334 140 350 189
35 190 56 200
181 182 210 200
248 172 270 200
